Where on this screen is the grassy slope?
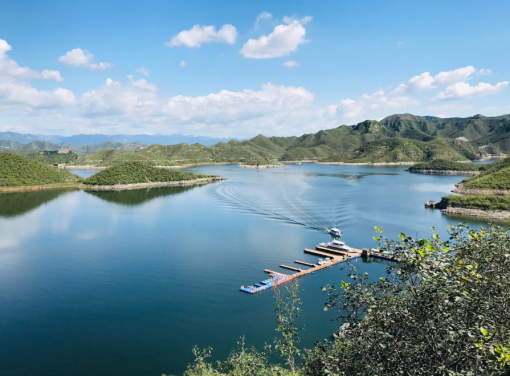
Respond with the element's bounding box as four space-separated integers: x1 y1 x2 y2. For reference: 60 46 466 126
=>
441 195 510 211
409 159 481 172
83 162 216 185
461 157 510 189
0 153 83 187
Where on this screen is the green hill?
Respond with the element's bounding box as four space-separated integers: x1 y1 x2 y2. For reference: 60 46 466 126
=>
74 113 510 166
82 162 217 185
0 153 83 187
461 157 510 189
408 159 481 172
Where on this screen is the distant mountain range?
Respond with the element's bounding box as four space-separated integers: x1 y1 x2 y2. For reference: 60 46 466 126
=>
3 114 510 164
0 132 235 147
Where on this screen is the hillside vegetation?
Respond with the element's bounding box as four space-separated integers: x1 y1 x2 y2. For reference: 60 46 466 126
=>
0 153 83 187
83 162 216 185
462 157 510 189
409 159 482 172
441 194 510 211
72 113 505 166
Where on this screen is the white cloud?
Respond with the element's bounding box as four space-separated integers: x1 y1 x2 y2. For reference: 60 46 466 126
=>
337 90 418 119
255 12 272 28
428 104 474 112
180 60 186 67
36 69 64 82
283 61 299 67
478 68 492 76
393 66 477 94
135 66 150 76
0 38 73 110
240 16 311 58
58 48 112 70
127 75 157 91
165 24 237 48
434 81 509 101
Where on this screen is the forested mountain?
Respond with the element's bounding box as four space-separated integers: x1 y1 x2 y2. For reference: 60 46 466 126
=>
5 114 510 165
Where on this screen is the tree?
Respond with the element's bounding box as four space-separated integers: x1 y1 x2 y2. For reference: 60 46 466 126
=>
302 225 510 376
273 281 303 376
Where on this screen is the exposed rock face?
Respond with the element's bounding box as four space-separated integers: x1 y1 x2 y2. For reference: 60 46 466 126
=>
425 199 447 209
441 207 510 220
452 183 510 196
410 169 477 176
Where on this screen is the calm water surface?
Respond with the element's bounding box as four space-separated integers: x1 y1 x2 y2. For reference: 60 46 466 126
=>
0 163 506 376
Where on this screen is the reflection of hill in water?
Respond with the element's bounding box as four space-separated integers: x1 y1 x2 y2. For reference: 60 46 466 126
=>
86 186 196 206
0 189 74 218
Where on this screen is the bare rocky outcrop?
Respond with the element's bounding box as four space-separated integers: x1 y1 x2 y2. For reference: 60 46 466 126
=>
425 199 447 209
441 206 510 220
83 177 226 191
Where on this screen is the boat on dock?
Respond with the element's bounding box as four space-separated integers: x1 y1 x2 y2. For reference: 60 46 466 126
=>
329 228 341 237
319 239 346 250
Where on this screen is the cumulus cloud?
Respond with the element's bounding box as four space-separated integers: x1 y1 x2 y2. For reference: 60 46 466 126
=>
58 48 112 70
165 24 237 48
478 68 492 76
127 75 157 91
0 38 73 111
240 16 311 58
36 69 64 82
180 60 186 67
337 90 418 119
254 12 272 28
283 61 299 67
392 66 477 94
433 81 509 101
135 66 150 76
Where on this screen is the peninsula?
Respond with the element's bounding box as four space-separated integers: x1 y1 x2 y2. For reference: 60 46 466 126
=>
430 157 510 219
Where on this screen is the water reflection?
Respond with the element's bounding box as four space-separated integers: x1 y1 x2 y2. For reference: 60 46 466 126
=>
0 189 76 218
85 186 196 206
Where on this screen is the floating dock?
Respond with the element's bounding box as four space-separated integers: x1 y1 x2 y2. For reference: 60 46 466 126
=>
240 244 364 294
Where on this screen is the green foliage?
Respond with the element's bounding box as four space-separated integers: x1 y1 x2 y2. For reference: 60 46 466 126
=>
27 151 79 164
409 159 482 172
441 195 510 211
176 341 292 376
0 153 83 187
83 161 216 185
273 282 303 376
302 225 510 375
463 157 510 189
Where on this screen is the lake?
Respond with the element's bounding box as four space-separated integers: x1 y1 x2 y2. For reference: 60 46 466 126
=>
0 163 505 376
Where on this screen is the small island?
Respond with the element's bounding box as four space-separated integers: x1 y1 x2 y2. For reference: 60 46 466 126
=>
408 159 481 175
82 161 225 191
428 157 510 219
0 153 83 192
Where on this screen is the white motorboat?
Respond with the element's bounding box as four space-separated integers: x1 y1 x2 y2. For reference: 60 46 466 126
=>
329 228 341 237
319 239 345 249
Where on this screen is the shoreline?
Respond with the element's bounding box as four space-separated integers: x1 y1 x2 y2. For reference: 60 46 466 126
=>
318 161 416 166
452 183 510 196
409 169 478 176
0 183 82 194
441 206 510 220
82 177 226 191
238 163 284 169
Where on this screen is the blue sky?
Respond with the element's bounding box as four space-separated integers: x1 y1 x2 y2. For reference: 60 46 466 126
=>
0 0 509 138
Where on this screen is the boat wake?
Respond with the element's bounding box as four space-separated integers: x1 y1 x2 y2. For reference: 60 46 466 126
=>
208 180 357 233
